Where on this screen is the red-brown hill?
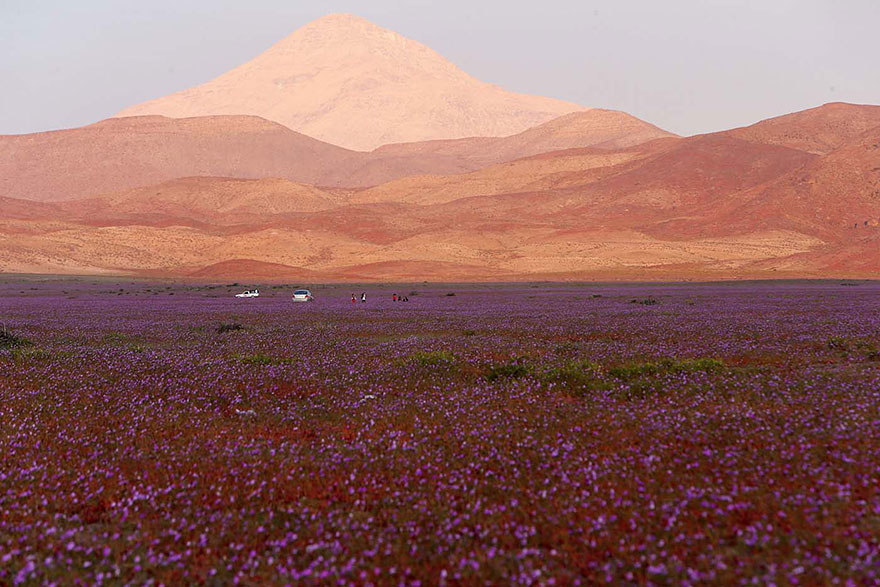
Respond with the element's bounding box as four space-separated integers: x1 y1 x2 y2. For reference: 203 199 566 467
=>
709 124 880 240
369 109 676 172
64 177 341 227
1 110 677 202
725 102 880 154
0 115 365 202
2 103 879 279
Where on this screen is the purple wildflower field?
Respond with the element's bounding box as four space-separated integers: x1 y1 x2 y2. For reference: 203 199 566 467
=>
1 279 879 584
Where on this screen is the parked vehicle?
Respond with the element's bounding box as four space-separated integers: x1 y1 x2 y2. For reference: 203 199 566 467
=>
235 289 260 298
291 289 314 302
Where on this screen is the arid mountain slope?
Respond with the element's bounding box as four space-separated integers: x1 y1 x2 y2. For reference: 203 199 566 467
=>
0 197 64 221
578 134 818 221
0 191 824 280
712 125 880 240
354 132 813 211
351 146 661 206
0 131 864 279
66 177 341 226
0 116 362 202
725 102 880 154
370 109 676 171
2 104 879 279
115 13 586 150
1 110 676 202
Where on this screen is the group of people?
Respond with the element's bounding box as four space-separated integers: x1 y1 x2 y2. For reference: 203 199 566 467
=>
349 292 410 303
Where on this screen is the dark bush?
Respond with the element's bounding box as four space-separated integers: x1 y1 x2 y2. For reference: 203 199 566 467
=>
217 322 245 334
486 361 530 382
0 326 32 350
827 337 850 351
540 360 603 387
630 298 659 306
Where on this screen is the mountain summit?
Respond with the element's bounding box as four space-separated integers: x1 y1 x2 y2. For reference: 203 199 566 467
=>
115 13 587 150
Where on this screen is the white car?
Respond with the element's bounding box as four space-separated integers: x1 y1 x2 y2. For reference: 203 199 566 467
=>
235 289 260 298
291 289 314 302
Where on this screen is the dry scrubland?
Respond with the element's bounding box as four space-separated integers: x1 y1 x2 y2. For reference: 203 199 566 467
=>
2 281 880 584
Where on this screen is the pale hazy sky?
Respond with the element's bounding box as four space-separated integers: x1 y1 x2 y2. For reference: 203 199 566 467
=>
2 0 878 137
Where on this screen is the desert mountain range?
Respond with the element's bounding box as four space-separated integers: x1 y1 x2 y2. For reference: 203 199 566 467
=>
0 109 674 202
1 14 879 280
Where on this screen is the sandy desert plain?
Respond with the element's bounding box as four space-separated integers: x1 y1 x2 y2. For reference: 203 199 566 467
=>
3 10 880 586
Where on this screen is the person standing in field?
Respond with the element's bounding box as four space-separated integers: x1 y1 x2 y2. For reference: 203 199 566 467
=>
361 292 367 303
351 294 356 304
393 293 397 302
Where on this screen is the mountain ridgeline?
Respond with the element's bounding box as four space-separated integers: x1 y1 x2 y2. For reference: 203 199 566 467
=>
1 14 878 279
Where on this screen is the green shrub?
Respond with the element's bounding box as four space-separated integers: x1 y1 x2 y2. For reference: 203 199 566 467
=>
411 350 456 368
102 331 143 346
827 336 880 360
237 354 292 366
0 326 31 350
604 358 725 397
686 357 725 370
540 359 604 387
609 358 725 381
827 336 850 351
608 362 661 380
552 341 579 355
486 361 530 382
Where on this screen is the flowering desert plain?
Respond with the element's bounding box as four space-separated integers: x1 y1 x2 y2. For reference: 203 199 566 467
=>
2 279 879 584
